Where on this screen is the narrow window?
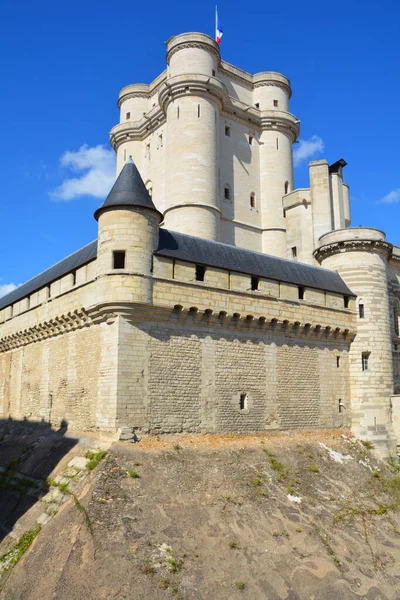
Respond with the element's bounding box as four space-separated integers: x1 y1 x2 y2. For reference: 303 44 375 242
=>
26 296 30 309
113 251 126 269
249 135 254 145
146 143 151 160
255 102 260 109
239 393 248 411
126 112 130 120
359 303 365 319
177 106 180 119
72 271 76 286
344 295 350 308
251 276 259 291
273 99 278 107
362 352 370 371
276 138 279 150
298 286 305 300
284 181 289 194
197 104 201 118
338 399 343 414
47 285 51 298
195 265 205 282
224 185 231 201
250 192 256 208
291 246 297 258
336 356 340 368
212 69 216 76
225 125 231 136
158 133 163 148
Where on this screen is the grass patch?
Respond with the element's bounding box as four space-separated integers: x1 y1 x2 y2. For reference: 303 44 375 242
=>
167 555 181 573
127 470 139 479
360 440 375 450
310 465 319 473
0 524 41 574
228 540 241 549
236 581 246 590
85 450 107 471
252 478 262 487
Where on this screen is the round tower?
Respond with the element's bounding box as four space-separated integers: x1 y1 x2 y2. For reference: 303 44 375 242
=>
253 73 300 258
314 228 395 454
94 157 162 306
159 33 226 241
110 84 150 175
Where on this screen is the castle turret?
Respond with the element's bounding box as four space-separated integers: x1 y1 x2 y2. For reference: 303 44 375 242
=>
315 228 395 455
159 33 225 241
94 158 163 305
253 73 300 258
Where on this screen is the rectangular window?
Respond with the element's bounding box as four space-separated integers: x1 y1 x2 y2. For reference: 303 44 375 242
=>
251 276 259 291
126 112 130 120
362 352 370 371
291 246 297 258
273 100 278 107
338 399 343 414
113 251 126 269
359 303 364 318
344 295 350 308
276 138 279 150
225 125 231 136
298 286 305 300
336 356 340 368
195 265 205 282
197 104 201 118
212 69 216 76
72 270 76 286
249 135 253 145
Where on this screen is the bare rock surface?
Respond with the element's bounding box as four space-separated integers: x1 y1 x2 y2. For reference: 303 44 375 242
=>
1 430 400 599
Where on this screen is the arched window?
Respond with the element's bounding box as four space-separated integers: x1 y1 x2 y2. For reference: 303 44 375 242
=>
357 297 365 319
224 184 231 201
250 192 256 208
284 181 290 194
394 298 400 337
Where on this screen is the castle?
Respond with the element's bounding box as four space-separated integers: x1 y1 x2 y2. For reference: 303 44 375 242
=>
1 33 399 455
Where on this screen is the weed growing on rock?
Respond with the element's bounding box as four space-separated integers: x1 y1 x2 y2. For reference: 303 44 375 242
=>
228 540 241 549
360 440 375 450
127 470 139 478
310 465 320 473
85 450 107 470
236 581 245 590
0 524 41 575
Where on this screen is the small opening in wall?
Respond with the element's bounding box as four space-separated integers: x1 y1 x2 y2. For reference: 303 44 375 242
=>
240 393 248 411
298 286 305 300
285 181 290 194
224 185 231 201
337 356 340 368
26 296 30 310
212 69 216 76
113 251 126 270
362 351 370 371
344 296 350 308
177 106 180 119
126 112 130 120
255 103 260 109
276 138 279 150
359 303 365 319
197 104 201 118
158 134 163 148
273 99 279 107
249 135 254 145
251 276 259 291
291 246 297 258
225 125 231 136
250 192 256 208
47 285 51 298
146 143 151 160
72 270 76 286
195 265 205 282
338 399 343 413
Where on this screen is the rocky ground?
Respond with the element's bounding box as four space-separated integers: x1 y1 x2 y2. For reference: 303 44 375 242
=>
1 425 400 599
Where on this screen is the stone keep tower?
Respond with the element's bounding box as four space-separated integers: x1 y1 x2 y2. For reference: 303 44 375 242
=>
109 32 300 257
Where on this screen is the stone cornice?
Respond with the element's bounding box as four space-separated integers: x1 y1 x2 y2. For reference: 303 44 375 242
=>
109 110 166 149
158 74 229 112
0 309 95 352
166 40 220 65
254 80 292 97
260 110 300 141
314 239 393 263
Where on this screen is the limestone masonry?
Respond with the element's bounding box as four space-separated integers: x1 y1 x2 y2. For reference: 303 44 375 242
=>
1 32 399 454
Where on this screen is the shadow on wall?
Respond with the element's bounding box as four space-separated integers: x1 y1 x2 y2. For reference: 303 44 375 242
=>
0 417 78 542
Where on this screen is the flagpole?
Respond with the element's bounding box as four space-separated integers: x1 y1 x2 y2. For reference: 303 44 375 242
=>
215 5 217 42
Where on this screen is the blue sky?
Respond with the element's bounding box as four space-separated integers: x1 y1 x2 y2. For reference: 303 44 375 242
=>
1 0 399 295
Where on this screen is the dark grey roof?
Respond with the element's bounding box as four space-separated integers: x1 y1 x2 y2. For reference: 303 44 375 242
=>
0 229 354 311
0 241 97 310
94 158 162 221
156 229 355 296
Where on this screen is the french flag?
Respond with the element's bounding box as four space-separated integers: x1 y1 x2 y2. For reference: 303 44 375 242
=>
215 6 223 45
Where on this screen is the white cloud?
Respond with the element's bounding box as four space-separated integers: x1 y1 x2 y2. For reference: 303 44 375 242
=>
380 189 400 204
0 283 19 298
293 135 324 167
51 144 116 201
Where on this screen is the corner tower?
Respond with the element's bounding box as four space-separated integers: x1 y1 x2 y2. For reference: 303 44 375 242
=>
94 158 163 306
159 33 225 241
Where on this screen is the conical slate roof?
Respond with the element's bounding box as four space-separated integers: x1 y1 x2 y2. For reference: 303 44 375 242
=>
94 157 163 221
